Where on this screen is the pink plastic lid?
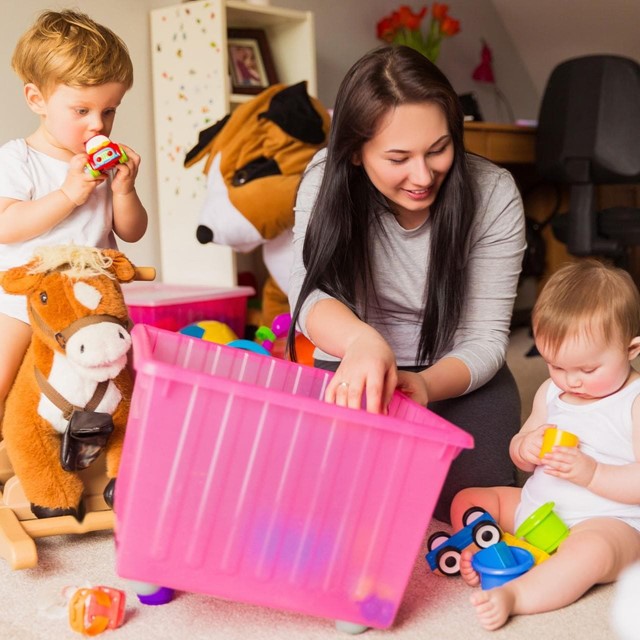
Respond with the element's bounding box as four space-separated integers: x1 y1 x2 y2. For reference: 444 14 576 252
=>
122 282 255 307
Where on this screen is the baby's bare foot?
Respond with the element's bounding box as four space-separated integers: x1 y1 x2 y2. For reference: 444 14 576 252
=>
470 587 516 631
460 549 481 587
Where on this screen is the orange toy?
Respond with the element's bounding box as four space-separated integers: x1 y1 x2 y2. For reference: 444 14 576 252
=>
0 247 155 518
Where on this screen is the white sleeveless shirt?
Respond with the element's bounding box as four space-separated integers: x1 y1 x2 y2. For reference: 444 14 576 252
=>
0 139 117 323
515 378 640 532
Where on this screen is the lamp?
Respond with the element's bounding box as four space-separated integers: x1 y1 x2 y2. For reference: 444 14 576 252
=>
472 40 514 123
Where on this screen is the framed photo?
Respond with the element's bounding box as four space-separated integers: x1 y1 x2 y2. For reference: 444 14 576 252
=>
227 28 278 95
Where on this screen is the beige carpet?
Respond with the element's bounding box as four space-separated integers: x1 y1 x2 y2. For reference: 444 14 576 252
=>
0 328 624 639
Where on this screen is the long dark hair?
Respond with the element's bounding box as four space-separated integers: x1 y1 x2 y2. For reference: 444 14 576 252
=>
289 45 475 365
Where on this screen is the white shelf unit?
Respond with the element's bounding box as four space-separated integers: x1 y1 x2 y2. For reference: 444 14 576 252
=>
150 0 317 286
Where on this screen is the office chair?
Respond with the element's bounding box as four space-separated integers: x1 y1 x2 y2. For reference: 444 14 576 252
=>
536 55 640 259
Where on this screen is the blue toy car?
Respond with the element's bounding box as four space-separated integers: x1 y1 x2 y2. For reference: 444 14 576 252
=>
425 507 502 575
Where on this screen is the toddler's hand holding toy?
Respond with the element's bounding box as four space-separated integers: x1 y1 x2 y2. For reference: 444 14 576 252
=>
110 144 141 197
61 154 105 207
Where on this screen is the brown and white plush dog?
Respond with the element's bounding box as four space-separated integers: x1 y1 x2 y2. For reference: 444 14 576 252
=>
184 81 331 326
1 246 140 520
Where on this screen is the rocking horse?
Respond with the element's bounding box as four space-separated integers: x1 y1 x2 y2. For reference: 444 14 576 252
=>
0 246 154 569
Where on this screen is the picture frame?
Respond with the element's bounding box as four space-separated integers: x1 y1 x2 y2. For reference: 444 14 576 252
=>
227 28 278 95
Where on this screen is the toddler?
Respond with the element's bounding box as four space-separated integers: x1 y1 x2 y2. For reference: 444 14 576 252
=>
451 259 640 630
0 10 148 426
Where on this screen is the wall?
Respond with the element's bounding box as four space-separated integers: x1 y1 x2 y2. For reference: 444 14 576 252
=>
0 0 539 276
273 0 539 122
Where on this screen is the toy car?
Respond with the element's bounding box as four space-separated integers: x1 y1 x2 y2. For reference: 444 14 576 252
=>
68 586 126 636
84 135 128 177
425 507 502 575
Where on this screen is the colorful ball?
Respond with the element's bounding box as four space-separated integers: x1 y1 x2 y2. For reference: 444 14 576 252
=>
179 320 238 344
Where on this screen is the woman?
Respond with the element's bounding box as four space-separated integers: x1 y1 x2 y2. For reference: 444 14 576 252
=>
288 46 526 522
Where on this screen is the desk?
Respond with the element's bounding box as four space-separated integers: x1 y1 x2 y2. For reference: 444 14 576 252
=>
464 122 640 288
464 122 572 293
464 122 536 164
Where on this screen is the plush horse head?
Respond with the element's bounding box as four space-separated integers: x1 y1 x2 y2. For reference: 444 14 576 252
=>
1 246 150 519
3 246 136 383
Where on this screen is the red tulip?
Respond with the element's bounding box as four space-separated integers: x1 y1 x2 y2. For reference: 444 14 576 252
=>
440 16 461 36
432 3 449 21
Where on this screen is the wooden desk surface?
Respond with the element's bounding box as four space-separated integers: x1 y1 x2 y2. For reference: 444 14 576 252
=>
464 122 536 165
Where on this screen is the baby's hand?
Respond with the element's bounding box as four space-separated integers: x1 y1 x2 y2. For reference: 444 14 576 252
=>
542 447 597 487
61 154 104 206
516 424 548 467
111 144 141 196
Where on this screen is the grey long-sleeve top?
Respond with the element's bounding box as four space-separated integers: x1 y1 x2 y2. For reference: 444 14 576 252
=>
288 149 526 394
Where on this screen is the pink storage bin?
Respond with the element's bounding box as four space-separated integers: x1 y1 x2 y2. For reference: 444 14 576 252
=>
115 325 473 630
123 282 254 336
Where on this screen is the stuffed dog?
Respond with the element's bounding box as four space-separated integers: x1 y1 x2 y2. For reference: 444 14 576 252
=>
184 81 331 326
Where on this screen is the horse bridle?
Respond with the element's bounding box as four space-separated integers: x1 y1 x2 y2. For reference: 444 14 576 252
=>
28 297 131 420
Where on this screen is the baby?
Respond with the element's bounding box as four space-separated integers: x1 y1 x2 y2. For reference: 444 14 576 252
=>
451 259 640 630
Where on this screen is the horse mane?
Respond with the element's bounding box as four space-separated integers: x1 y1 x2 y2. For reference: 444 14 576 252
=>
27 245 116 280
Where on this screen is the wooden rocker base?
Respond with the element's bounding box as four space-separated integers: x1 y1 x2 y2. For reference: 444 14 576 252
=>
0 442 114 570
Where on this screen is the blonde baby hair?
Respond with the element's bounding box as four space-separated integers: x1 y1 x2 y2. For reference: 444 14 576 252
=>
11 9 133 97
532 259 640 355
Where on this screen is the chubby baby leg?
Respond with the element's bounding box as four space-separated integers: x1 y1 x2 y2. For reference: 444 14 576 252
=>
450 485 521 534
468 517 640 630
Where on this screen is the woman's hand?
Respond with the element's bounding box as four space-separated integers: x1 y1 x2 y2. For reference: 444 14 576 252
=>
324 328 397 414
396 371 429 406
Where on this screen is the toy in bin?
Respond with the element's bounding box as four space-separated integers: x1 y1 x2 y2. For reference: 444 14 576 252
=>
425 508 502 575
114 324 474 632
84 135 128 177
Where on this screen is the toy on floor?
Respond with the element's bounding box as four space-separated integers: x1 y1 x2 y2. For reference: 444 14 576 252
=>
425 507 502 575
68 585 126 636
184 82 331 326
514 501 569 553
0 246 155 569
84 135 128 177
471 541 534 589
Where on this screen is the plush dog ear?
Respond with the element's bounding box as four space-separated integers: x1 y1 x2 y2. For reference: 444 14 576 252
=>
0 264 45 295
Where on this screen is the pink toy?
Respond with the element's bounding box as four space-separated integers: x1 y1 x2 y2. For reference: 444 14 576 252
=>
115 325 473 631
123 282 254 336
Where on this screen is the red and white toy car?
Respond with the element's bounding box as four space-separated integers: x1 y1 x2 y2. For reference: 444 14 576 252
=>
84 135 128 177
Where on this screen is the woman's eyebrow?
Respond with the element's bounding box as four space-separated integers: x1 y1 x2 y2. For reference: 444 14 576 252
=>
384 134 451 154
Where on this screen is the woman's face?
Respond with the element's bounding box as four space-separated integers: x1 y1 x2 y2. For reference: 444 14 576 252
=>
356 102 454 229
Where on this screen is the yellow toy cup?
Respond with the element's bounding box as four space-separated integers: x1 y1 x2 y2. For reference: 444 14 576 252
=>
539 427 579 458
